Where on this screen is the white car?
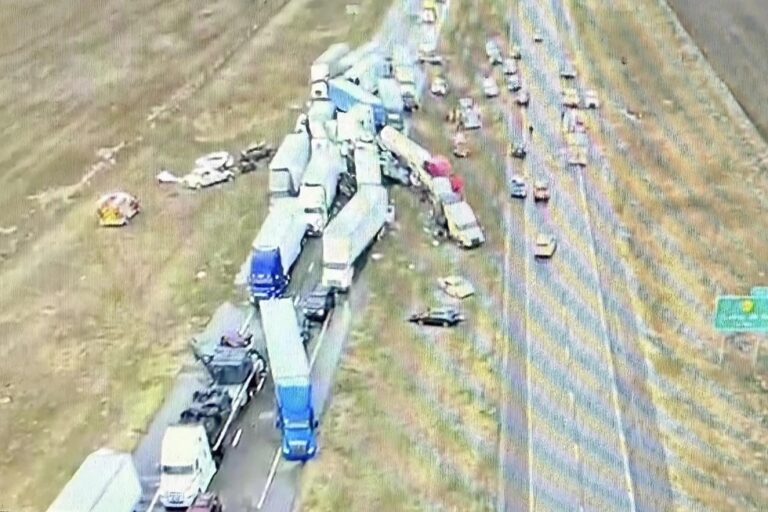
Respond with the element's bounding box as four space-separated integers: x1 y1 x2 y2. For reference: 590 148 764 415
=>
502 58 518 75
485 40 503 65
584 90 600 109
533 31 543 43
430 76 449 96
506 73 522 92
483 76 500 98
181 167 235 189
195 151 234 171
515 88 530 106
438 275 475 299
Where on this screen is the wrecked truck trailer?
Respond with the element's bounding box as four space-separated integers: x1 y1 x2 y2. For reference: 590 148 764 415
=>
328 78 388 130
268 131 311 199
310 42 352 99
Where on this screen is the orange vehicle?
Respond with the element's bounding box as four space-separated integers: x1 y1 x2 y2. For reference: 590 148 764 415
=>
96 192 141 227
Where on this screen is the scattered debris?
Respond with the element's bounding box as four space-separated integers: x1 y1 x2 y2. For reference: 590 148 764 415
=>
95 192 141 227
438 276 475 299
371 252 383 261
0 225 17 236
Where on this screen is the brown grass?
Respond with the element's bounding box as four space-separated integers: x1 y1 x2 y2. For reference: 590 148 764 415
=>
568 0 768 509
0 0 391 510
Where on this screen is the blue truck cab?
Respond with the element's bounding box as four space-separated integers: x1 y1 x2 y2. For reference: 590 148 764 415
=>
259 298 319 461
327 78 387 130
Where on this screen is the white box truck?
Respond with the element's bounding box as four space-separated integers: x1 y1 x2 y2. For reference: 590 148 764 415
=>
353 138 382 186
310 43 351 99
46 448 141 512
299 142 345 235
268 131 311 198
443 200 485 249
322 185 389 290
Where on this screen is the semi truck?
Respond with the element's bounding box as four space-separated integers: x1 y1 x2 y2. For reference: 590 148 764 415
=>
338 41 380 71
310 43 351 99
159 331 267 509
260 298 318 461
46 448 141 512
306 99 337 141
299 141 345 235
378 125 430 179
343 52 385 94
268 131 311 199
353 136 382 186
336 104 375 153
248 199 307 301
376 78 405 130
328 78 388 129
393 64 419 111
322 185 389 291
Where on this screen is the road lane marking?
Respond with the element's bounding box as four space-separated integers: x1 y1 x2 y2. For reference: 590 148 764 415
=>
576 170 636 511
257 447 282 509
239 307 256 336
310 308 334 368
232 428 243 448
308 262 315 273
147 487 161 512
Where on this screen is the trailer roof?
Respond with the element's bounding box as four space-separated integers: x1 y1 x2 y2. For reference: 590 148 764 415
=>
259 299 310 380
324 185 387 238
302 144 342 185
46 448 138 512
328 78 383 106
269 132 310 172
252 199 302 249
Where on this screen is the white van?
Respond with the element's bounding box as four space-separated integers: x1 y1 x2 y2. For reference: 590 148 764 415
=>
158 425 217 509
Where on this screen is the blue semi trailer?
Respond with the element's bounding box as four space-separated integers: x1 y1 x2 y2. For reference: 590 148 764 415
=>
248 199 306 302
328 78 387 129
259 298 318 461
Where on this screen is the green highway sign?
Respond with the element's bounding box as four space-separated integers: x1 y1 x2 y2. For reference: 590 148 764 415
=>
714 295 768 332
751 286 768 297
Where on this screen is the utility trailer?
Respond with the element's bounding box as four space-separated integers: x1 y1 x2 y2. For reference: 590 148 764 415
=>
260 298 318 461
322 185 389 291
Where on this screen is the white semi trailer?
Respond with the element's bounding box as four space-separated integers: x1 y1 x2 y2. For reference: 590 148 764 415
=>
310 43 352 99
299 141 345 235
268 131 311 199
322 185 389 291
46 448 141 512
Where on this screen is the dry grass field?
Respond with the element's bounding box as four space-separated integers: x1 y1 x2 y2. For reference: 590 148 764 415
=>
0 0 390 510
569 0 768 509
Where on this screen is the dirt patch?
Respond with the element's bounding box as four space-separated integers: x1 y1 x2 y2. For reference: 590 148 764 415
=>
569 0 768 509
0 0 391 510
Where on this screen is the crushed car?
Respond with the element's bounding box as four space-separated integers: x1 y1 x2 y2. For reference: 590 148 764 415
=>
408 307 465 327
238 141 274 173
438 276 475 299
96 192 141 227
181 166 235 190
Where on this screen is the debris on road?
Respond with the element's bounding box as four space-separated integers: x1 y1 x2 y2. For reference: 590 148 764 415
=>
95 192 141 227
438 275 475 299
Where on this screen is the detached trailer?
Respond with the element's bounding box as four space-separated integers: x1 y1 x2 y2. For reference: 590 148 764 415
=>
248 199 307 301
322 185 389 291
310 43 351 99
260 298 318 461
46 448 140 512
268 131 311 199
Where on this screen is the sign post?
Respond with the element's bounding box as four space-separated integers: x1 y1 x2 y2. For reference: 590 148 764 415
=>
713 294 768 367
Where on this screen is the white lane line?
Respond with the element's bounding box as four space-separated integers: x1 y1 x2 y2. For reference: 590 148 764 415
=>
308 262 315 273
238 307 257 336
310 309 334 369
576 170 636 511
147 488 161 512
231 428 243 448
257 447 282 510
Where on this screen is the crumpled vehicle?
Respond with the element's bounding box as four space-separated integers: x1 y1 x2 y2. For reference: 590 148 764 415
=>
195 151 235 171
181 167 235 190
438 276 475 299
96 191 141 227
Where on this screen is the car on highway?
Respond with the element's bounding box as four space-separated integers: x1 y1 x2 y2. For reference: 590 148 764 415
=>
584 89 600 109
181 167 235 189
483 75 500 97
534 233 557 259
430 76 449 96
189 493 223 512
533 31 543 43
506 73 522 92
515 88 530 106
510 44 522 59
509 141 527 159
533 180 550 202
485 40 503 65
299 283 336 323
502 58 518 75
562 87 580 108
457 97 482 130
560 59 577 79
408 307 465 327
510 175 527 198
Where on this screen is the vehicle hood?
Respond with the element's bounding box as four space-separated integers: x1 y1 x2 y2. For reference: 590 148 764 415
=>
160 473 196 493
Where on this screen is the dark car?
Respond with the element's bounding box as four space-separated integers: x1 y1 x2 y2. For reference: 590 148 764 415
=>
408 307 465 327
299 284 336 323
189 493 223 512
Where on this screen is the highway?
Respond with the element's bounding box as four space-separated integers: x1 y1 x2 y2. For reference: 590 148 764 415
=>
133 0 445 511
